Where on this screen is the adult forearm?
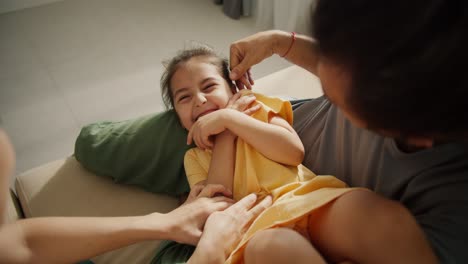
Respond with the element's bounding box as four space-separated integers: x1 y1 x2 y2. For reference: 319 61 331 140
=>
272 31 320 75
7 215 169 264
188 240 225 264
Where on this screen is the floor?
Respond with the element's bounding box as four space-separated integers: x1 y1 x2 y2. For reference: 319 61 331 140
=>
0 0 291 176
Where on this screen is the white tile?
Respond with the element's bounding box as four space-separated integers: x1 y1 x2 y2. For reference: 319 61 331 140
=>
0 13 43 79
49 50 136 93
51 58 164 126
88 91 166 124
14 127 80 175
0 69 57 114
1 95 79 153
250 56 293 80
15 0 143 66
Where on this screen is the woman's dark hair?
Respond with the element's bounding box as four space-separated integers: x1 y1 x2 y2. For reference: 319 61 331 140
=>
312 0 468 138
161 45 232 109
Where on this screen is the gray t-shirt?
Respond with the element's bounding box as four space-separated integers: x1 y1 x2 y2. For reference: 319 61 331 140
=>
293 97 468 264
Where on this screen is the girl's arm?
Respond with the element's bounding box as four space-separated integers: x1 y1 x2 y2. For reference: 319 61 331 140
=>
188 108 304 166
206 131 236 193
225 109 304 166
203 92 257 193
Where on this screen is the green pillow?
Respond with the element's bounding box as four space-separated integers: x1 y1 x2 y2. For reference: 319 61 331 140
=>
74 110 191 196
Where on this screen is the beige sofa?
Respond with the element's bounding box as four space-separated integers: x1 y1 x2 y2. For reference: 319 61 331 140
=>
6 65 323 264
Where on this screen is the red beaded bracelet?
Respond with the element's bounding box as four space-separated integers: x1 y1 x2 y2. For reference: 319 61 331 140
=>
281 32 296 58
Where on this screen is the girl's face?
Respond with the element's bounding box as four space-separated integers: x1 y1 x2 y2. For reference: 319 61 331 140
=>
171 57 233 130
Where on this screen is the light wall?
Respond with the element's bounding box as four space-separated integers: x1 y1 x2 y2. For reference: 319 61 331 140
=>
0 0 65 14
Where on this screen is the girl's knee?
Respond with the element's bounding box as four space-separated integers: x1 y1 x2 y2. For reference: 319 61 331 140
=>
307 190 424 263
345 190 411 220
336 190 416 238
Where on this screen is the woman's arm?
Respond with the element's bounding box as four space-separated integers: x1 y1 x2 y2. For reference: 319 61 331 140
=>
229 30 320 89
276 31 320 75
0 215 168 264
0 192 233 264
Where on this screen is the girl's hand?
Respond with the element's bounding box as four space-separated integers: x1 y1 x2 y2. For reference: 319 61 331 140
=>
187 109 233 150
226 92 261 115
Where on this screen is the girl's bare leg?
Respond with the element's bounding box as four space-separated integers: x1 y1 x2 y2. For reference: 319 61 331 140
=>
307 190 438 264
244 228 326 264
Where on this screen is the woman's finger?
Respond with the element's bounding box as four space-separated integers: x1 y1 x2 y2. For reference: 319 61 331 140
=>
229 45 242 79
248 195 272 220
235 80 245 91
242 74 252 90
247 69 254 85
226 193 258 214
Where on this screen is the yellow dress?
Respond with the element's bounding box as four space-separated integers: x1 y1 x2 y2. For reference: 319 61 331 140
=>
184 91 356 264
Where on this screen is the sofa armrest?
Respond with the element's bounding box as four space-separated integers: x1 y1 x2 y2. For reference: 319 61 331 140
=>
15 156 179 264
15 157 179 218
254 65 323 99
4 189 23 223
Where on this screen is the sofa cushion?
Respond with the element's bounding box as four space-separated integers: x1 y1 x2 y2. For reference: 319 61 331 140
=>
15 157 179 264
75 110 192 197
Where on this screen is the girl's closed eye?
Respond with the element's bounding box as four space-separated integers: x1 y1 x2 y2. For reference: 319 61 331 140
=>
203 84 217 91
177 94 191 103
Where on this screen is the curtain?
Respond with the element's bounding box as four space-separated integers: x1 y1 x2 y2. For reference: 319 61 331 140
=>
219 0 316 33
221 0 252 19
253 0 317 34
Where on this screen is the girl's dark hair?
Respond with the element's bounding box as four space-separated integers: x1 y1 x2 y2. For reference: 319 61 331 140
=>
312 0 468 138
161 45 232 109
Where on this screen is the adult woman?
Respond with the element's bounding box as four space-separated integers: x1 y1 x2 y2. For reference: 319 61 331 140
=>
0 129 271 264
229 1 468 263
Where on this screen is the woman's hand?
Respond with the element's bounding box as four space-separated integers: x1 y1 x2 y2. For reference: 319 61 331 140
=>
189 194 273 263
230 30 286 90
163 184 234 245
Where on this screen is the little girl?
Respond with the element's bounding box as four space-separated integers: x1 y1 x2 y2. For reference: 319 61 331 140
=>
152 45 361 264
